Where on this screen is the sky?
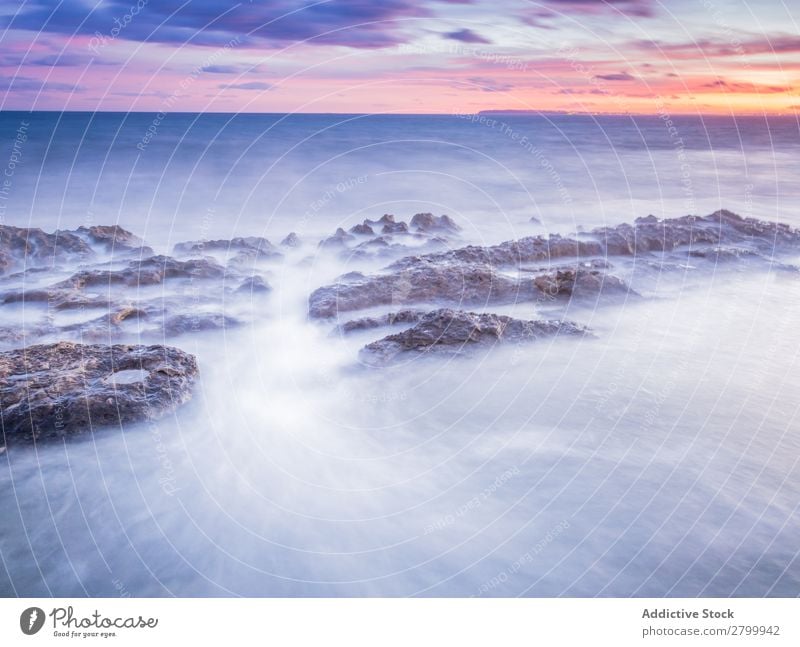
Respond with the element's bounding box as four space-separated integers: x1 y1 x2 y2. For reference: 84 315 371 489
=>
0 0 798 114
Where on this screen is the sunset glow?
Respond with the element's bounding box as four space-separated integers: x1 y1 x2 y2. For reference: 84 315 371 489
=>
0 0 797 115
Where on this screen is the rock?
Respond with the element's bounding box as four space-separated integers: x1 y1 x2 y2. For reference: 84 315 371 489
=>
333 310 425 335
382 221 409 235
54 255 226 289
529 216 542 225
309 262 531 319
389 234 603 270
174 237 281 261
349 223 375 236
532 265 632 301
76 225 145 252
281 232 301 248
319 228 355 249
360 309 588 365
236 275 271 294
388 211 800 271
0 342 198 445
410 213 460 233
0 225 94 274
364 214 397 228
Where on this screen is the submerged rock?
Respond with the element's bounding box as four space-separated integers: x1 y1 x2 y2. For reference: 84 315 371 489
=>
361 309 588 365
159 313 239 336
0 342 198 445
236 275 271 294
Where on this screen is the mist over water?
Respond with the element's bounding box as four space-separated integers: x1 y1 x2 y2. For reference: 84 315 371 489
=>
0 112 799 596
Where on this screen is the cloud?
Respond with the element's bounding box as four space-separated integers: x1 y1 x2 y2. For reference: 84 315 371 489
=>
219 81 273 91
466 76 513 92
202 64 241 74
443 28 490 44
558 88 607 95
0 76 83 92
700 78 791 93
541 0 656 18
0 0 460 50
593 71 635 81
633 33 800 60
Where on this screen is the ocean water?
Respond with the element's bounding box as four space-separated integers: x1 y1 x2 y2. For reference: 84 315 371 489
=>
0 111 799 596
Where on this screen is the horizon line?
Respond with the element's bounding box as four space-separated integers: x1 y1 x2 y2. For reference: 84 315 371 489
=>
0 109 796 118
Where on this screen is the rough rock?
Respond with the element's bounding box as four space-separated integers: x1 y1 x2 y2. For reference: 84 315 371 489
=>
410 213 460 233
76 225 145 252
173 237 281 263
361 309 588 365
320 228 355 249
364 214 398 229
532 265 632 301
0 225 94 274
349 223 375 236
333 309 425 335
53 255 226 289
309 262 531 318
382 221 409 235
281 232 301 248
0 342 198 445
389 210 800 271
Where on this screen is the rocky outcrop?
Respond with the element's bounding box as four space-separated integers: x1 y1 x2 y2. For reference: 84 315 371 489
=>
281 232 301 248
173 236 281 261
333 309 425 335
0 342 198 445
382 221 409 235
75 225 149 254
319 228 355 249
349 223 374 236
360 309 588 365
0 225 94 274
410 213 460 233
2 255 227 309
388 210 800 271
531 263 632 301
309 262 531 318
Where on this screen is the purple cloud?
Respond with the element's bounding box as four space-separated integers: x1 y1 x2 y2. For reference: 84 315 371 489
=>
594 71 635 81
543 0 656 17
444 28 491 44
0 0 456 50
219 81 273 91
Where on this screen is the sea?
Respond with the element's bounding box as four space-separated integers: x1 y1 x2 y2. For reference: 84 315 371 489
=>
0 111 798 596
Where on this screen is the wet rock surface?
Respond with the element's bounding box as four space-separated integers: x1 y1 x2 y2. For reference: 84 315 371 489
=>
333 309 425 335
0 342 198 445
309 262 531 318
361 309 588 365
310 210 797 319
0 225 94 274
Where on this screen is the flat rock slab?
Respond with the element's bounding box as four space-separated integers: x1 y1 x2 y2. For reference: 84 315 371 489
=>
0 342 198 445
